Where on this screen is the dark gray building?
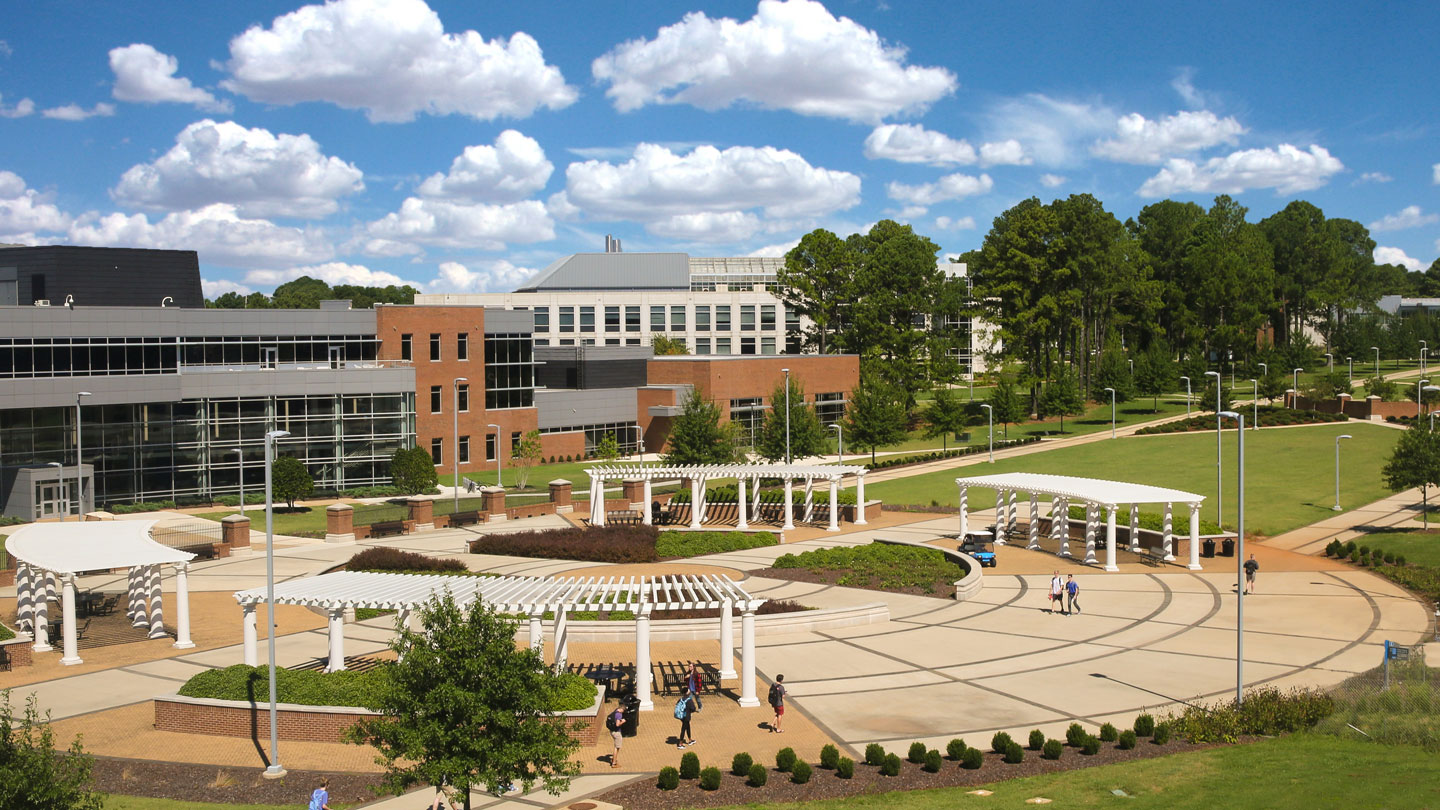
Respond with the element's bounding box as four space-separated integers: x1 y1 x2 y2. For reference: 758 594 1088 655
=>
0 245 204 309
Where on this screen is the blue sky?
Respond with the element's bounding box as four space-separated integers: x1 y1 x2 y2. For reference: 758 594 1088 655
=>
2 0 1436 297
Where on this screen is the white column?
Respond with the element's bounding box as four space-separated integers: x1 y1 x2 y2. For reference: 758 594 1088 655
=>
697 476 710 524
738 608 759 707
128 566 145 627
827 478 840 532
782 478 795 530
854 474 867 525
147 564 167 639
1057 498 1072 557
554 609 569 670
242 603 258 666
1188 503 1202 570
326 605 346 672
958 486 969 537
690 476 703 529
173 562 194 649
736 477 749 530
594 478 607 526
803 480 815 523
1162 502 1175 561
1007 490 1019 535
528 615 543 650
1129 504 1141 552
15 562 34 634
1083 504 1098 564
1104 506 1119 572
642 478 653 525
1027 494 1041 549
60 574 81 666
1049 497 1062 550
718 597 736 678
993 489 1006 545
635 612 653 710
32 566 51 652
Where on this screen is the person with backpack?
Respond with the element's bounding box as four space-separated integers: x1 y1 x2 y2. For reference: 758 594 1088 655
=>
308 777 331 810
1065 574 1080 615
1244 554 1259 594
685 662 705 711
767 674 787 733
607 704 626 768
674 689 697 749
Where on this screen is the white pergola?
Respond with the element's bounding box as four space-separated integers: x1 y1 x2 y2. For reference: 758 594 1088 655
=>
954 472 1207 572
233 570 768 711
585 462 869 532
7 520 197 665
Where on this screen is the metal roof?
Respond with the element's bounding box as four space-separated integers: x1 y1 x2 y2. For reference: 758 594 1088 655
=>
6 520 196 574
517 253 691 292
953 472 1205 508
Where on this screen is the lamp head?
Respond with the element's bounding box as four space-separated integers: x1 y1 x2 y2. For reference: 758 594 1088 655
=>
266 430 290 440
1426 386 1440 393
1217 410 1241 420
1338 434 1353 440
47 461 62 468
980 403 992 411
1104 387 1115 393
1205 371 1219 378
454 376 468 384
487 423 500 430
1294 368 1303 373
78 391 92 398
829 424 840 432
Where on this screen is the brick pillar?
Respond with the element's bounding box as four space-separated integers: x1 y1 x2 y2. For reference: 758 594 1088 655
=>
549 479 573 514
622 479 645 509
221 514 252 555
1366 395 1381 420
407 498 434 531
326 504 355 543
482 486 507 522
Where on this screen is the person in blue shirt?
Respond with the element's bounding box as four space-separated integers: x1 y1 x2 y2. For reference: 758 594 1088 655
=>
1065 574 1081 615
308 777 331 810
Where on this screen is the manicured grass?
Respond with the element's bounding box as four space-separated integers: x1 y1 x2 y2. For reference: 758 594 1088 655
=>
195 504 348 537
862 422 1399 537
702 735 1440 809
1355 529 1440 568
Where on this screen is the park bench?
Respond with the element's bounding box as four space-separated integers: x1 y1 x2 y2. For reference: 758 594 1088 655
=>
368 520 406 537
606 509 641 525
449 510 481 527
655 660 722 696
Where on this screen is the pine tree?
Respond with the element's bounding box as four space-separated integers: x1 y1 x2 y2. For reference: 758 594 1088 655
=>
1090 340 1136 403
1133 343 1176 412
987 377 1027 437
1037 370 1085 435
756 378 826 462
663 391 739 465
844 376 907 463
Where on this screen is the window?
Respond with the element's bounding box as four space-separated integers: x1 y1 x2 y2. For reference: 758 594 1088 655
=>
741 336 756 355
625 337 641 346
605 338 620 346
741 305 756 331
716 305 731 331
559 338 575 346
650 306 666 331
671 305 686 331
558 307 575 333
625 306 640 332
458 436 470 464
457 383 469 412
485 433 497 462
430 385 442 414
579 306 595 331
815 392 846 426
761 305 776 330
484 334 535 409
695 337 712 355
430 438 443 465
533 309 550 333
605 306 620 332
695 305 711 331
761 337 777 355
716 336 732 354
400 334 413 361
729 397 767 446
511 431 522 454
429 333 441 361
457 333 468 360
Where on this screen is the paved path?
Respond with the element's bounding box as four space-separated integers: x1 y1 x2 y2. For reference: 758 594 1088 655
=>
1263 487 1428 555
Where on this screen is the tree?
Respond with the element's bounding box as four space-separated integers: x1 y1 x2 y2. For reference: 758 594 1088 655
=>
209 291 246 308
593 432 621 461
987 377 1027 437
1036 370 1085 435
844 375 907 463
0 692 105 810
1382 423 1440 529
1366 375 1397 401
924 388 968 451
651 334 689 355
755 378 826 462
1133 342 1176 412
1259 369 1288 403
390 447 438 495
1197 378 1233 414
511 430 544 489
663 391 739 465
1089 340 1136 404
779 229 857 354
348 594 582 807
270 455 314 509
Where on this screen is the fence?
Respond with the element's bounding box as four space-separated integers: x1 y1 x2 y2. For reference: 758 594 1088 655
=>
433 497 488 517
351 502 409 527
1317 643 1440 750
150 520 222 551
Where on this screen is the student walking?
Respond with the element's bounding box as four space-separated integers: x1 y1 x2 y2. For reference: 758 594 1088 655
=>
607 705 626 768
308 777 332 810
767 674 788 732
1050 572 1065 614
675 689 697 748
1065 574 1081 615
1244 554 1259 594
686 662 705 711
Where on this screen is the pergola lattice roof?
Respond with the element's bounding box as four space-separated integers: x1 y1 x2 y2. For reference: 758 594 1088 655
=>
586 462 867 480
953 472 1205 508
6 519 196 574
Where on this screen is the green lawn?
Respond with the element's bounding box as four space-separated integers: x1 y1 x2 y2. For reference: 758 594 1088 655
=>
1351 529 1440 568
194 504 347 536
862 422 1400 537
437 458 602 490
704 735 1440 810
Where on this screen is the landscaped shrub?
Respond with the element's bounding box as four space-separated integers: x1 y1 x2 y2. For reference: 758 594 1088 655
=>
111 500 177 514
1064 722 1086 746
1397 555 1407 566
791 760 812 784
1003 742 1024 763
836 757 855 779
923 749 942 773
1153 723 1172 745
1384 552 1396 564
946 738 966 760
820 744 839 769
748 763 768 787
880 753 902 776
1162 686 1335 744
656 530 778 558
1134 713 1156 737
1359 545 1370 557
907 741 927 763
776 747 797 773
991 731 1013 753
700 766 722 790
864 743 885 766
1042 739 1063 760
658 767 680 790
770 542 965 594
470 524 661 564
732 752 753 776
961 747 984 769
1345 541 1357 555
1118 730 1137 749
347 547 468 574
1028 729 1045 750
680 751 700 779
1350 550 1361 563
1099 722 1118 742
1080 735 1101 755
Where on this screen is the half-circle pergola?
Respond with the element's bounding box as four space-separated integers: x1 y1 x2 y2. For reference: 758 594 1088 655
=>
7 520 197 664
954 472 1207 571
234 570 768 711
585 462 869 532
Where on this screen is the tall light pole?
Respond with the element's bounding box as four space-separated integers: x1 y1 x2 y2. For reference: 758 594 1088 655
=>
1180 376 1191 417
232 448 245 515
1292 368 1303 409
45 462 63 515
1418 379 1432 419
1346 357 1353 387
262 428 291 779
628 424 645 463
1324 352 1333 377
452 377 468 512
1104 387 1116 439
781 367 791 464
488 423 503 488
980 403 993 463
74 391 91 520
1217 410 1245 706
1371 346 1381 380
1205 371 1222 525
1250 379 1259 431
1423 341 1429 375
1332 433 1353 511
829 423 843 462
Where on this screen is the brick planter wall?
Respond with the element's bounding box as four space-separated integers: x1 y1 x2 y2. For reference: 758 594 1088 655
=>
1 635 33 668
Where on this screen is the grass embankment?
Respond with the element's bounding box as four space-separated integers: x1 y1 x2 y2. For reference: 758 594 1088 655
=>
863 422 1398 537
106 799 352 810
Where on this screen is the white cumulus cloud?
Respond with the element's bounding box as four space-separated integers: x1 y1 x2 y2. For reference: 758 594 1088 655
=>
244 261 404 288
112 119 364 219
979 139 1030 167
1092 110 1245 164
201 278 253 297
41 102 116 121
1434 162 1440 184
109 44 231 112
364 197 554 251
886 172 993 206
1356 172 1392 184
864 124 975 166
426 259 537 292
592 0 955 123
934 215 976 230
1369 205 1439 233
67 203 333 268
1138 144 1344 197
1375 246 1424 272
982 94 1115 167
221 0 576 123
1040 173 1066 188
746 241 797 258
0 171 72 240
417 129 552 203
0 93 34 118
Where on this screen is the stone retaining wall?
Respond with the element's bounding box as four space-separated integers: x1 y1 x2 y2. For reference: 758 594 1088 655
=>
874 537 983 601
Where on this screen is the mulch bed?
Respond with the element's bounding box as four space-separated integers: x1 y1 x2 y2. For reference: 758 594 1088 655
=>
90 757 384 805
748 566 957 599
598 738 1206 809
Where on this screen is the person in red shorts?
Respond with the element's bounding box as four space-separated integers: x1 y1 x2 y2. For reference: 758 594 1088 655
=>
768 673 787 733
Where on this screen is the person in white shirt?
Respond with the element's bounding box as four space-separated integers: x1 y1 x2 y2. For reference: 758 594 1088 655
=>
1050 572 1065 615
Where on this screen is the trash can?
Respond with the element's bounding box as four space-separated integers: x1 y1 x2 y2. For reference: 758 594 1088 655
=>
621 694 641 738
1202 539 1216 558
1221 538 1235 557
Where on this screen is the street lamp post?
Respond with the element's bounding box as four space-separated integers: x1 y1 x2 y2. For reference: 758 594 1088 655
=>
45 462 63 515
1332 433 1353 511
1371 346 1381 380
1205 371 1222 525
452 377 468 513
1250 379 1259 430
1104 387 1116 439
488 423 503 488
1423 341 1429 375
74 391 91 519
1292 368 1303 409
1347 357 1353 387
262 428 291 778
1180 376 1191 417
980 404 993 463
1418 379 1432 419
1325 353 1333 376
629 425 645 463
782 368 791 464
1217 410 1246 706
232 448 245 515
829 423 843 462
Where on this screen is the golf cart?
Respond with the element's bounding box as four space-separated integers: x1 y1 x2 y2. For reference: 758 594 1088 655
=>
959 531 997 568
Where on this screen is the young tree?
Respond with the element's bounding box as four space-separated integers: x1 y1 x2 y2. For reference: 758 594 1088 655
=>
1036 371 1085 435
663 391 739 465
1259 369 1289 403
1382 423 1440 529
924 388 968 451
348 594 582 807
651 334 690 355
511 430 544 490
1197 378 1233 414
987 377 1027 437
390 447 439 495
0 692 105 810
1365 374 1397 401
755 378 826 462
593 432 621 461
270 455 313 509
1133 343 1176 412
1089 341 1135 404
844 376 907 463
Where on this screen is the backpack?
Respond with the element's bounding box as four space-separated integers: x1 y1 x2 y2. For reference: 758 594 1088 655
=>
767 682 782 707
607 710 622 731
673 697 688 719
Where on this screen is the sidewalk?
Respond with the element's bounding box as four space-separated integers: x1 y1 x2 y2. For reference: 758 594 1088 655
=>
1262 487 1426 555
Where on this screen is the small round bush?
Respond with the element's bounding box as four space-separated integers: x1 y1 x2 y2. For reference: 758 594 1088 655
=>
680 751 700 779
776 747 797 773
700 767 722 791
820 744 839 769
1344 541 1356 555
748 763 768 787
1398 555 1407 566
879 753 900 776
923 749 942 773
991 731 1013 753
907 741 928 763
658 767 680 790
836 757 855 779
962 747 984 770
1134 713 1156 737
1359 544 1370 557
1080 735 1101 755
1042 739 1063 760
865 743 886 766
1003 741 1024 764
1384 552 1395 564
1065 722 1086 747
946 738 966 760
1028 729 1045 750
1118 730 1137 750
1153 723 1172 745
732 751 753 776
791 760 813 784
1099 722 1118 742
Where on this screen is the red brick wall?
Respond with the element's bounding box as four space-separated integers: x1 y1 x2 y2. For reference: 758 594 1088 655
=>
540 431 585 461
646 355 859 421
637 387 682 451
1 638 32 668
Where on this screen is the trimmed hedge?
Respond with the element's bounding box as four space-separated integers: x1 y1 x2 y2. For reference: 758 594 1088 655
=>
1003 742 1024 763
880 753 901 776
700 766 722 790
470 525 660 563
656 530 777 558
110 500 177 514
820 744 839 769
0 623 14 642
732 752 753 776
791 760 813 784
1153 723 1172 745
1118 730 1137 750
863 437 1042 471
658 767 679 790
961 747 984 769
776 747 797 773
1065 722 1086 747
1080 735 1101 755
1099 722 1118 742
922 749 942 773
1042 739 1063 760
1027 729 1045 750
680 752 700 779
748 763 768 787
991 731 1013 753
946 738 966 760
864 743 885 766
907 741 927 763
1134 713 1156 737
772 542 964 594
1137 407 1345 435
836 757 855 779
347 547 468 574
